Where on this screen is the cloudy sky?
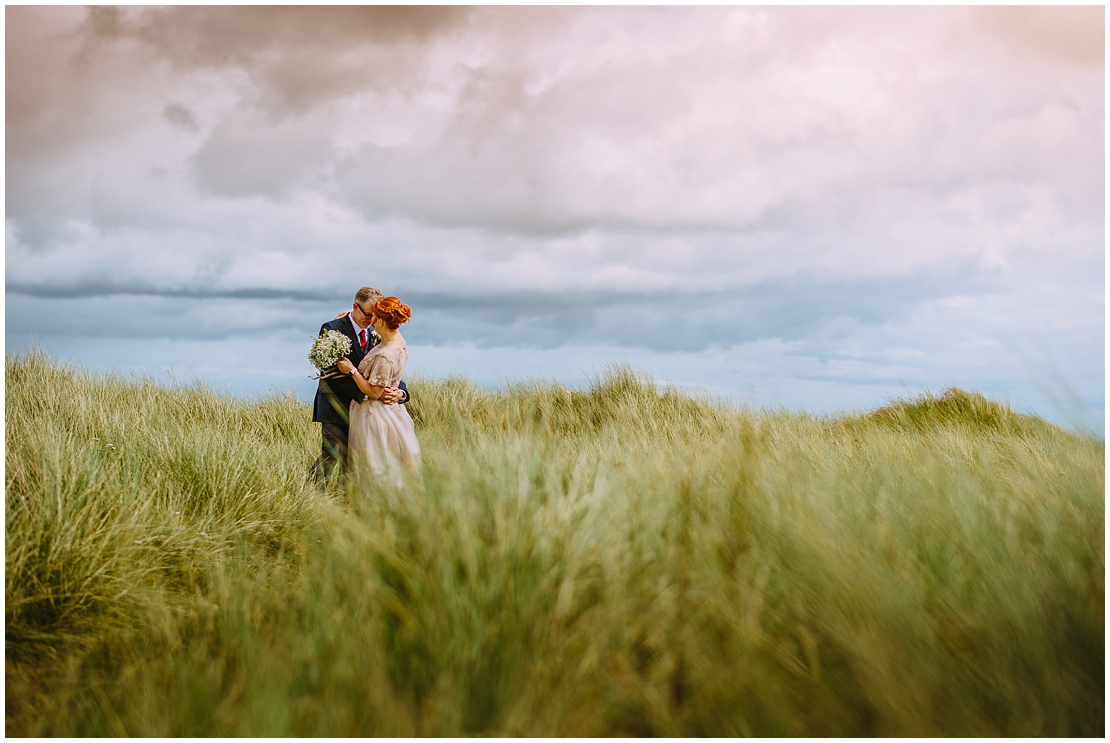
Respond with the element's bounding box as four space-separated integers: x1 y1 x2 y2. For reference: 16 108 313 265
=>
6 6 1104 431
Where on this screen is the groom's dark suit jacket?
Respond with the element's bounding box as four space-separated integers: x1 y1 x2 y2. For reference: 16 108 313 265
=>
312 314 408 427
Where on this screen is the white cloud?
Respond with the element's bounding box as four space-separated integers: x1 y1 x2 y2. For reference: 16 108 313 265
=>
5 6 1103 428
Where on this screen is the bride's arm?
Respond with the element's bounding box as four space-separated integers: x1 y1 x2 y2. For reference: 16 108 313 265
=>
335 358 385 399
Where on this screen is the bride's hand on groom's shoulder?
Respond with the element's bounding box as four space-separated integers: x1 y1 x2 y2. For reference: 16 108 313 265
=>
334 310 347 320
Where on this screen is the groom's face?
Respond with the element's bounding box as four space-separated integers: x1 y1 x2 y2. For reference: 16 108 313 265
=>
351 301 375 329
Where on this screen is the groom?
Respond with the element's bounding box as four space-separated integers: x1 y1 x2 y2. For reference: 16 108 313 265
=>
312 285 409 479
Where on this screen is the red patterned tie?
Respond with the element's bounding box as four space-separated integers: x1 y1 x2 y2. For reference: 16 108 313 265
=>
359 329 367 351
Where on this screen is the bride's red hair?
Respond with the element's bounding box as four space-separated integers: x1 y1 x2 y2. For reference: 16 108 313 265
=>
371 296 412 330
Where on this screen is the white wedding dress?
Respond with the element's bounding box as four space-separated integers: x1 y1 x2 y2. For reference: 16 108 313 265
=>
348 341 420 487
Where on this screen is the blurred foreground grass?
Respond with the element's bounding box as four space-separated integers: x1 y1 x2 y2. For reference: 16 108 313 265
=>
5 347 1104 735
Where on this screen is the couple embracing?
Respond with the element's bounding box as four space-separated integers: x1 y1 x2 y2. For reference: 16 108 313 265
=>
312 286 420 486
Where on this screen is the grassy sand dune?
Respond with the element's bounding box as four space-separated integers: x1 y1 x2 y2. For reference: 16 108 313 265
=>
5 348 1104 735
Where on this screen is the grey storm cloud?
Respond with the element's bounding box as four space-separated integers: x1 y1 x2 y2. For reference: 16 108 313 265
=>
6 6 473 225
77 5 474 110
162 103 199 132
394 281 957 352
7 265 987 353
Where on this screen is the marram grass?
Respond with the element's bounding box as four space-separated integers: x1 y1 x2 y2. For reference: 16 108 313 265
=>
5 348 1104 735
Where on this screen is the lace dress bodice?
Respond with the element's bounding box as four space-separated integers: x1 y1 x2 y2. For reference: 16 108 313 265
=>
357 342 407 390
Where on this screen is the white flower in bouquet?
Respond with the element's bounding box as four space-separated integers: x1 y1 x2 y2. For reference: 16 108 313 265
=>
308 330 352 375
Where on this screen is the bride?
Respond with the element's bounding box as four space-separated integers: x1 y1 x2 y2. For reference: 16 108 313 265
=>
336 296 420 486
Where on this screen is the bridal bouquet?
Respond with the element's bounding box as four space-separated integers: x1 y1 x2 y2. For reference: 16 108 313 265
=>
308 330 352 378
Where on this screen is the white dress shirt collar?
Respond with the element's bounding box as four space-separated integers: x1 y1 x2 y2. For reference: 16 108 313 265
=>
348 313 371 347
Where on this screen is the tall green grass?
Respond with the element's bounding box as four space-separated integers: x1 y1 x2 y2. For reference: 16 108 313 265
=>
5 347 1104 735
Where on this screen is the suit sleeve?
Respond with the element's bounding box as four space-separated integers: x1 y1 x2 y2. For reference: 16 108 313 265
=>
398 379 410 405
317 320 362 399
